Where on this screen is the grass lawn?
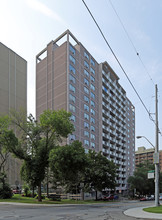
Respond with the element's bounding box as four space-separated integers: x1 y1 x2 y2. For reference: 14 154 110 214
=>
143 206 162 214
0 194 110 205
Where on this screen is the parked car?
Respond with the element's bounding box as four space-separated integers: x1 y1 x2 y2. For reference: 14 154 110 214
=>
159 193 162 200
12 189 21 194
102 194 114 201
140 197 147 201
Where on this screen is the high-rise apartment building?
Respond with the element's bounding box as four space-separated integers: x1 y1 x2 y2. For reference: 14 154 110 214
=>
36 30 135 193
0 42 27 187
135 146 162 172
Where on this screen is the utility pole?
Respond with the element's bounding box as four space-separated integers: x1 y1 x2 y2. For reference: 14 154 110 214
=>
154 84 159 207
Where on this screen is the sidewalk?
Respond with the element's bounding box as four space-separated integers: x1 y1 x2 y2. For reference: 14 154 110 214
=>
124 204 162 219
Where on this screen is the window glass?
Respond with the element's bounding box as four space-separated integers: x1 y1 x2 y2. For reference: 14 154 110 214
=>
69 104 75 112
84 51 89 60
70 115 75 122
84 61 89 69
91 134 95 140
91 58 95 66
69 84 75 93
91 125 95 131
69 94 76 103
91 117 95 124
90 84 95 91
84 113 89 120
90 67 95 75
69 64 76 74
84 86 89 95
84 122 89 128
91 109 95 115
84 130 89 137
91 92 95 99
84 95 89 103
84 78 89 86
70 45 76 55
84 139 89 146
91 142 95 148
70 74 76 84
70 55 75 65
91 100 95 107
103 86 108 93
84 69 89 78
90 75 95 82
84 104 89 112
69 134 76 140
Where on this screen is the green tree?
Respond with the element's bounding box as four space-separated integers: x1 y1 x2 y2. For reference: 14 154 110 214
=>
49 141 87 193
0 115 18 173
128 161 155 196
7 109 74 201
84 150 117 200
0 115 18 199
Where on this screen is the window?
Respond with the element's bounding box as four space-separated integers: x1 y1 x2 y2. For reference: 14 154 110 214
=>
84 78 89 86
84 130 89 137
70 74 76 84
84 122 89 128
90 75 95 82
69 84 75 93
91 58 95 66
69 104 75 112
90 67 95 75
70 115 76 122
84 104 89 112
69 134 76 140
84 69 89 78
84 139 89 146
91 134 95 140
91 100 95 107
91 117 95 124
70 55 75 65
84 61 89 69
84 113 89 120
91 109 95 115
84 51 89 60
91 142 95 148
91 125 95 131
103 86 108 93
91 92 95 99
69 94 76 103
90 84 95 91
69 64 76 74
84 95 89 103
84 86 89 95
70 45 75 55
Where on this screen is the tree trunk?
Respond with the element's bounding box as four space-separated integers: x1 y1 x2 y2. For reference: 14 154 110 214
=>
32 186 34 198
46 169 49 197
38 182 42 202
95 190 97 200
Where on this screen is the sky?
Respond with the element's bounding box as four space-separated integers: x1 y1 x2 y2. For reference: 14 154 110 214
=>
0 0 162 150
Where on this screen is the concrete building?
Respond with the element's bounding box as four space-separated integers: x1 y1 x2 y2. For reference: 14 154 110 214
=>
135 146 162 172
36 30 135 193
0 42 27 187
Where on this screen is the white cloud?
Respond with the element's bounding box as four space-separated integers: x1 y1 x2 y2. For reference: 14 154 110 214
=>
25 0 64 23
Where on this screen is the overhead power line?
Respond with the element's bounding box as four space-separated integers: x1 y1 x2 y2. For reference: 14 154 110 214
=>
108 0 155 85
81 0 161 134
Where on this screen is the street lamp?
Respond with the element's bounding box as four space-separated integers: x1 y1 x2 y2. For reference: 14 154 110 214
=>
136 135 159 206
136 136 155 148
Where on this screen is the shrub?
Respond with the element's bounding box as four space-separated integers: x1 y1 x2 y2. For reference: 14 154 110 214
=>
23 184 31 197
0 183 12 199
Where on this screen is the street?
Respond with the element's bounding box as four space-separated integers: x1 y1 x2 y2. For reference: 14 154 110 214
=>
0 200 156 220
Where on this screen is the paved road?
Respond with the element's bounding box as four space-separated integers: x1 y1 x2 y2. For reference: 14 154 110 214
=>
0 200 156 220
